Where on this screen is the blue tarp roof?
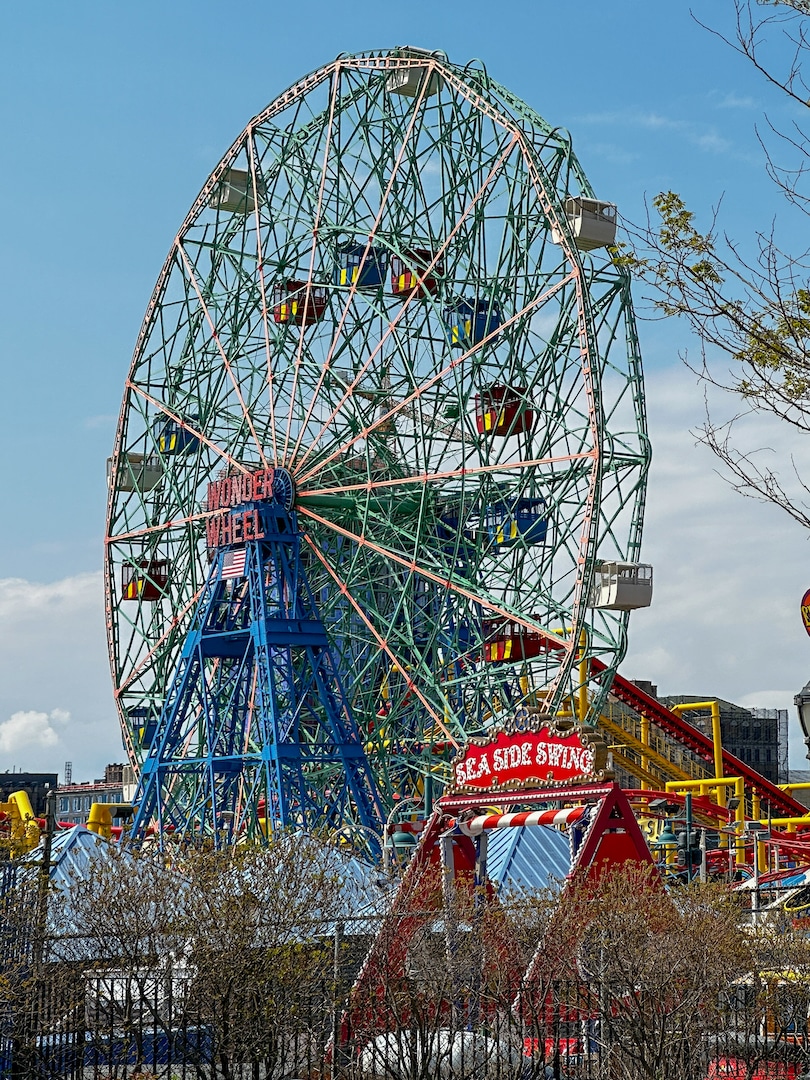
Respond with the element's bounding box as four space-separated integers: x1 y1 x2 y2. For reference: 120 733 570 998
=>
18 825 130 905
20 827 391 951
25 825 124 886
279 837 392 934
485 825 571 895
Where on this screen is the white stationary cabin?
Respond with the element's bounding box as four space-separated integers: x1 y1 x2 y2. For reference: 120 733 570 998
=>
209 168 258 214
552 197 617 251
590 561 653 611
107 453 162 493
386 47 441 99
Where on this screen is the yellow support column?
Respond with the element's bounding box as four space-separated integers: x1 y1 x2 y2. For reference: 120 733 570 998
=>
670 701 724 800
640 715 650 791
519 666 529 699
577 629 588 724
666 776 748 864
87 803 113 840
735 777 746 867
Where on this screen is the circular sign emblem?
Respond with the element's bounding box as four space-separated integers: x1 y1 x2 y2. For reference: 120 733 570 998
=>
802 589 810 637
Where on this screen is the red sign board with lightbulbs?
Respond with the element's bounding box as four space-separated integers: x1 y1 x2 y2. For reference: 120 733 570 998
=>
450 712 610 794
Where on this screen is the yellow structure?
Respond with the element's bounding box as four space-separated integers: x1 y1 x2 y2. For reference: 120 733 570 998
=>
0 790 41 856
85 802 134 840
666 776 746 865
669 701 724 800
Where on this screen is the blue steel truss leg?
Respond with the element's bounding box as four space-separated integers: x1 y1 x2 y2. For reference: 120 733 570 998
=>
130 499 384 851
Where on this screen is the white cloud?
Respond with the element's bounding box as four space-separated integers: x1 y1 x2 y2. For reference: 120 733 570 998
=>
573 108 734 156
716 92 758 110
0 573 122 780
622 365 810 766
0 708 69 754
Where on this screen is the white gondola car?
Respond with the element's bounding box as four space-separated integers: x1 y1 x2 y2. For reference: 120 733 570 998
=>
106 453 162 493
386 47 441 98
552 196 617 251
590 561 653 611
209 167 259 214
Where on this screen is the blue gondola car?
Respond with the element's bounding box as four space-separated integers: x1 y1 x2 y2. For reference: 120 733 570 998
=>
154 415 200 455
436 507 475 549
131 706 158 750
334 242 388 289
443 299 502 348
484 495 548 548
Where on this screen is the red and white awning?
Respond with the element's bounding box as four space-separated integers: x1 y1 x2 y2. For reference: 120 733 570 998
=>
457 805 588 836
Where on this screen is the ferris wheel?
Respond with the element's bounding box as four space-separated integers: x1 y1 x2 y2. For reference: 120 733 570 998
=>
105 47 650 843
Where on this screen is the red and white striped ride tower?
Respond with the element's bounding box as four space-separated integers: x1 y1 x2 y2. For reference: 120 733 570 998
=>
338 712 654 1048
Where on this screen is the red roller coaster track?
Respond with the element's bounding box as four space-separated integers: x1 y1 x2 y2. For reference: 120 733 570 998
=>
590 659 806 819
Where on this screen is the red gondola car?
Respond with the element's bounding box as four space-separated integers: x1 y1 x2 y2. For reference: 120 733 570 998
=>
272 280 328 326
475 385 534 436
481 618 549 663
390 248 442 298
122 559 169 602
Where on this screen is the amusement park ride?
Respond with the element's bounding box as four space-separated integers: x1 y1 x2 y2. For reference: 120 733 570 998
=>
5 47 810 1080
104 44 653 848
4 47 810 883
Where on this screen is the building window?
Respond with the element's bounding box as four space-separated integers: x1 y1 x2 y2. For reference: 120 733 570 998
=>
72 797 80 812
59 798 68 813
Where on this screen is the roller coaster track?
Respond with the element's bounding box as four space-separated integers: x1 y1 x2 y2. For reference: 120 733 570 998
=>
591 659 807 819
597 710 694 786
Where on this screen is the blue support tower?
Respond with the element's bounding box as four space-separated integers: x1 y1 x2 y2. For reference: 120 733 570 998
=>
130 468 384 849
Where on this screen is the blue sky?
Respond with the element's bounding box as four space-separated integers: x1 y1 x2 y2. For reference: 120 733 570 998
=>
2 1 809 779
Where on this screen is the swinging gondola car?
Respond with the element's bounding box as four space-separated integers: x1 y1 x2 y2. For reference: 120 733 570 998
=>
390 248 442 298
106 453 162 493
481 618 549 663
484 493 548 549
208 167 262 214
589 561 653 611
443 298 502 348
551 197 617 252
474 385 534 436
121 559 169 602
435 505 475 549
334 242 388 289
272 280 329 326
130 707 159 750
154 416 200 456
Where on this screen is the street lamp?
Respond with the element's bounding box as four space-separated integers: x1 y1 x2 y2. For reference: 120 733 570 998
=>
383 796 422 872
795 679 810 762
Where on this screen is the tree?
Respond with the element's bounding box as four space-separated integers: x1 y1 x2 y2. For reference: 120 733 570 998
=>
628 1 810 528
37 833 350 1079
519 863 755 1080
181 836 347 1079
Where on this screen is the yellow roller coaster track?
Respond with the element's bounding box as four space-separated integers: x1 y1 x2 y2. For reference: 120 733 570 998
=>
598 708 703 787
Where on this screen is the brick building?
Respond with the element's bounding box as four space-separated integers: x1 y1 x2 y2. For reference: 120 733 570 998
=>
56 763 136 826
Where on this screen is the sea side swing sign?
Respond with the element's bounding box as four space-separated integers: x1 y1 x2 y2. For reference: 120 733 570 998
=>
451 715 610 793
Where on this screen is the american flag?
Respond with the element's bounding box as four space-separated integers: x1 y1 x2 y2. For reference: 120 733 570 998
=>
221 547 247 579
